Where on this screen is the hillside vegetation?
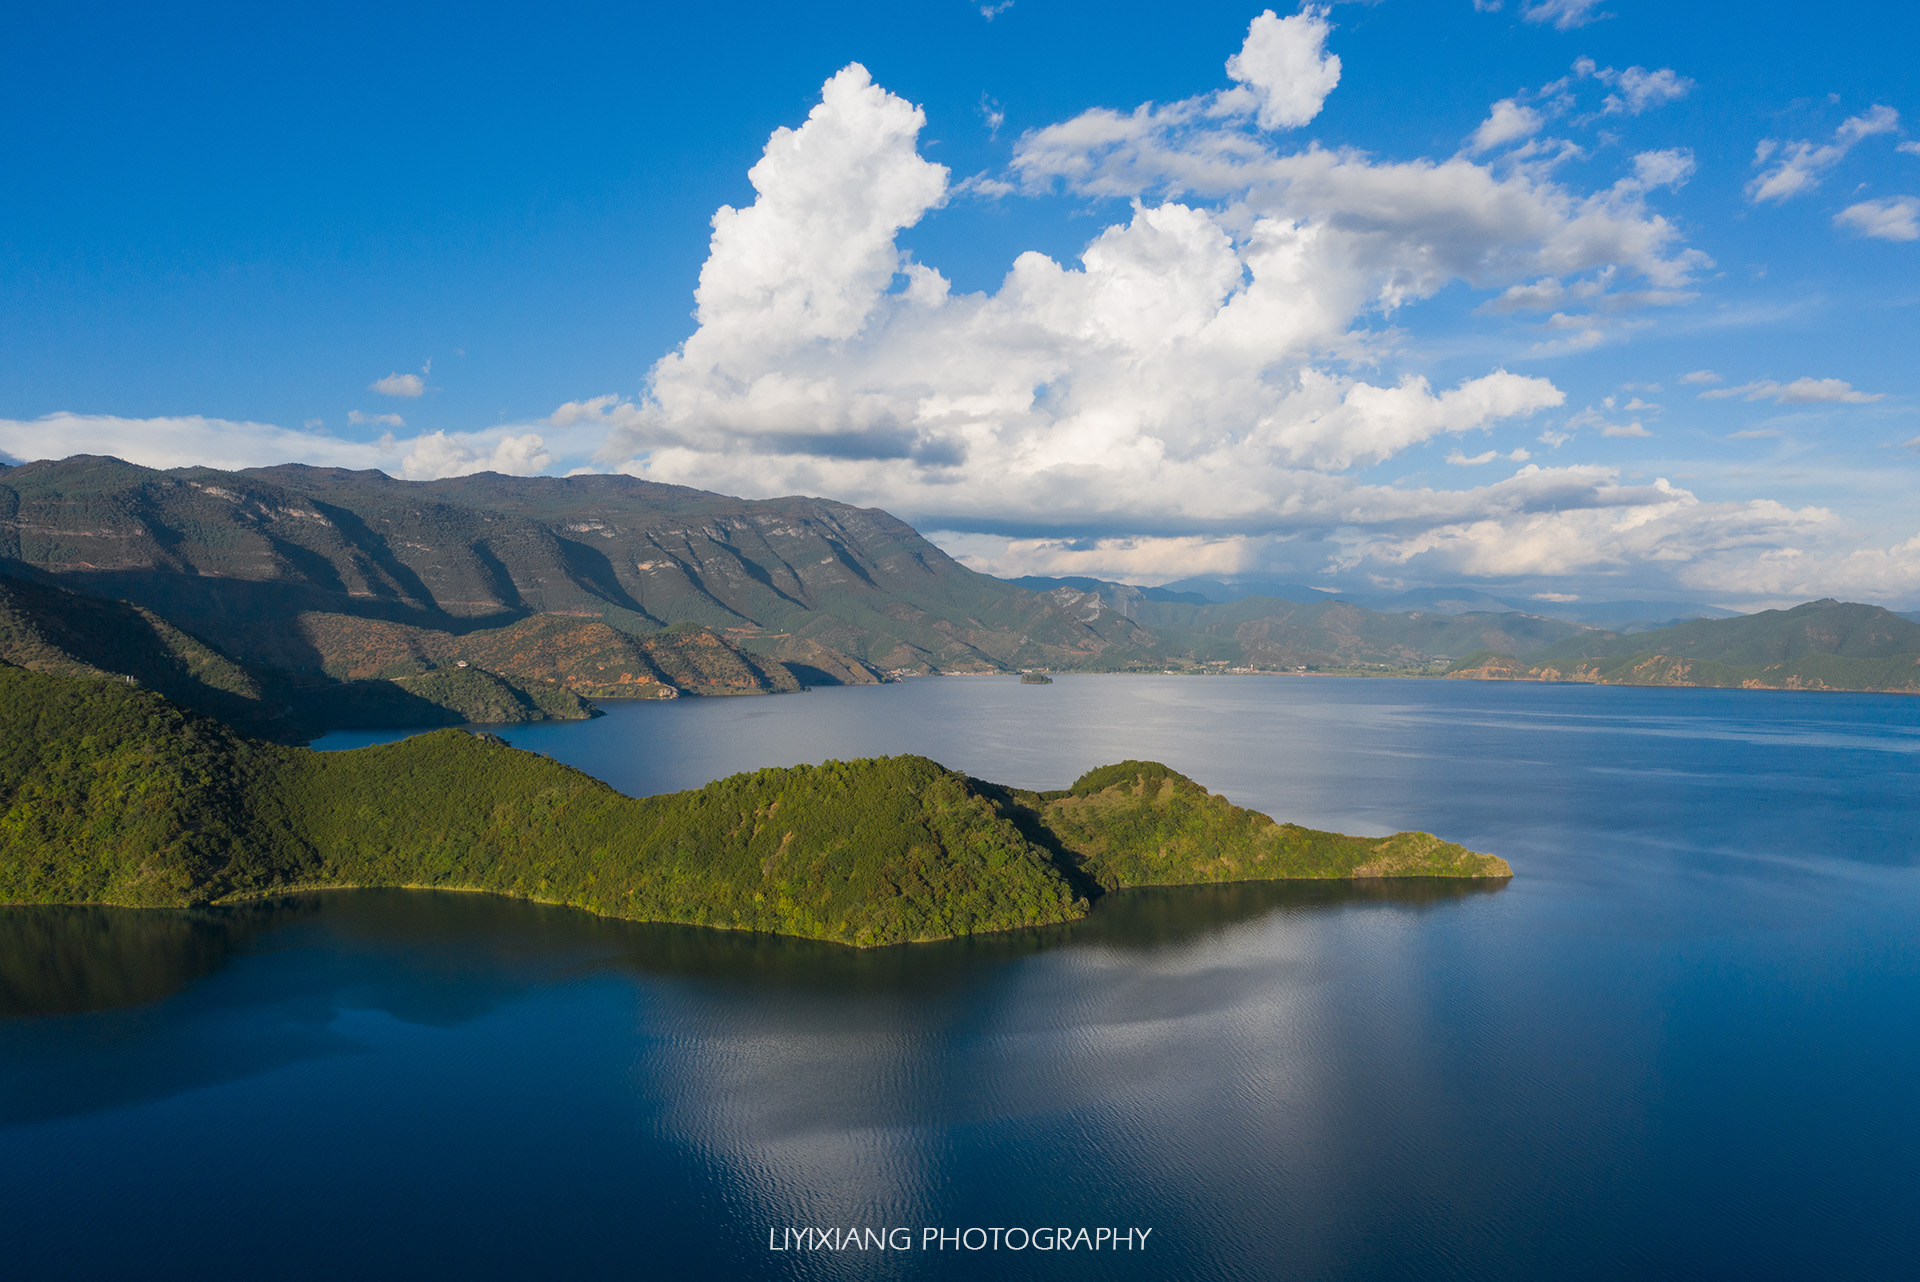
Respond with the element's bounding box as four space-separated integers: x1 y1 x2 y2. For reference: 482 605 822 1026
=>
0 570 599 739
1026 761 1511 887
0 668 1509 944
1447 601 1920 694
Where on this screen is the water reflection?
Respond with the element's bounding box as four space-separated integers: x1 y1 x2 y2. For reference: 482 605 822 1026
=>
0 902 303 1018
0 877 1505 1020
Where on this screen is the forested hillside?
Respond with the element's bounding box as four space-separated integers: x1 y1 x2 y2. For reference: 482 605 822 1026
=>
0 667 1509 945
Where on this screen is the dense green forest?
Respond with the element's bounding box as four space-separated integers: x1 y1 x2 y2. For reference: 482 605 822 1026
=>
1026 761 1511 887
0 668 1508 945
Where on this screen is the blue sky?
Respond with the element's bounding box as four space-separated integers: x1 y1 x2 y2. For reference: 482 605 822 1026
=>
3 1 1916 607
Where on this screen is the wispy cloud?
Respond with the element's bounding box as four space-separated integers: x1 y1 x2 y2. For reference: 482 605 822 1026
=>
348 410 407 427
1446 447 1532 465
979 93 1005 136
1594 64 1691 116
1747 105 1900 203
1699 377 1884 404
1521 0 1609 31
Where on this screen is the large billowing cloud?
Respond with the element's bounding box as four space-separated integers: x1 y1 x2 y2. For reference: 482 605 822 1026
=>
585 25 1876 598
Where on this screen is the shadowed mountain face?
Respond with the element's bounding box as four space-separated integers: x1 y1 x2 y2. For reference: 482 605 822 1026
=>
0 569 602 739
0 457 1152 679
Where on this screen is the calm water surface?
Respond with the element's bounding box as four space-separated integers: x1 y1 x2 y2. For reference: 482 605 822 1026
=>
5 676 1919 1279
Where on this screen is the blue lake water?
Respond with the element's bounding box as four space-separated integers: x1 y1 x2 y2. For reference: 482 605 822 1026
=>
5 675 1920 1279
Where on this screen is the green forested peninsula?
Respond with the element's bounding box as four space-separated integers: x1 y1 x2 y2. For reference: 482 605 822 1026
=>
0 667 1508 945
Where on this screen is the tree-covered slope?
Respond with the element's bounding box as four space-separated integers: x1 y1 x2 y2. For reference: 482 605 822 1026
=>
0 669 1509 944
0 569 274 728
1446 600 1920 693
1023 761 1510 887
0 567 601 737
0 666 1081 943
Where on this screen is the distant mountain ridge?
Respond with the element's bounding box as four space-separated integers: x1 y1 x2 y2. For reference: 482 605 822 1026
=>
1154 574 1741 632
1445 601 1920 694
1008 575 1589 668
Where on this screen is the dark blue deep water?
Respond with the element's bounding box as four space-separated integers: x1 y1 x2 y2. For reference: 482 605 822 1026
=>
5 676 1919 1280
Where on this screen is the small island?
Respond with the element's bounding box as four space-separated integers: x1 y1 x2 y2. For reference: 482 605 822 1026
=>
0 666 1509 946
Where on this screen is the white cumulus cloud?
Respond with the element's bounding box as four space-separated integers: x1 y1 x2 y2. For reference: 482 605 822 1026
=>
1468 99 1544 153
1835 196 1920 242
371 371 425 397
563 44 1878 599
400 431 552 481
592 55 1691 540
1223 7 1342 131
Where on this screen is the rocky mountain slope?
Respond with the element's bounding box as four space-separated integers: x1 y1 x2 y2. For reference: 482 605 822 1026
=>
0 457 1154 680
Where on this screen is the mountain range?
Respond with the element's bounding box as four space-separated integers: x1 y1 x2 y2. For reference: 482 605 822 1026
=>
1 455 1915 734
